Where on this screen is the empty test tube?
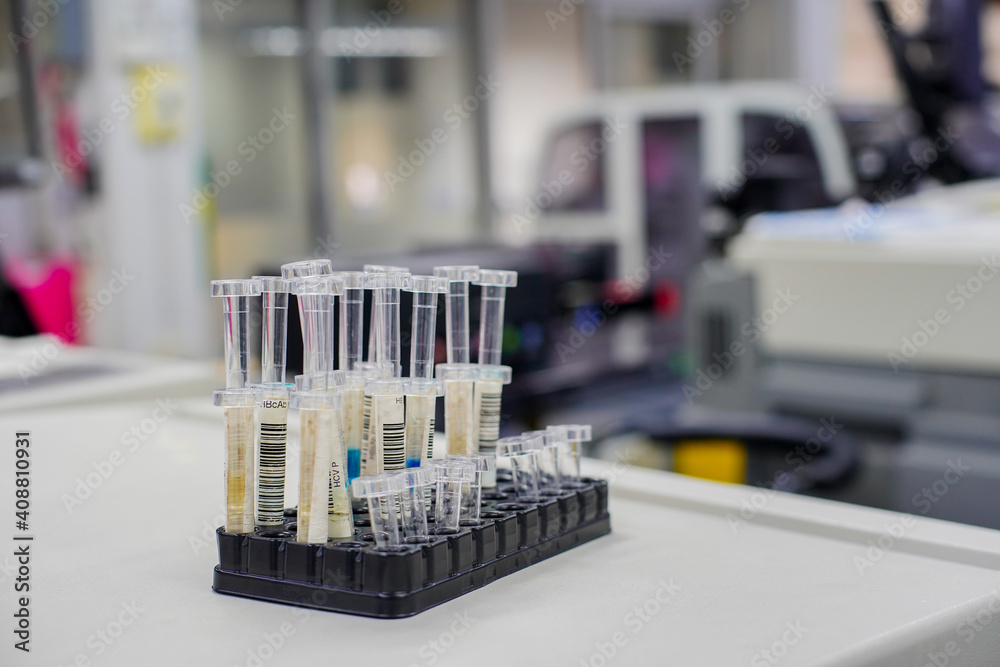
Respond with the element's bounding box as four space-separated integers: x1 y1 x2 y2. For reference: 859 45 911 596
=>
393 467 434 542
352 474 403 550
523 430 562 492
496 436 541 502
363 264 409 365
548 424 592 486
434 265 479 364
368 271 409 377
449 454 495 524
431 458 475 533
212 279 262 534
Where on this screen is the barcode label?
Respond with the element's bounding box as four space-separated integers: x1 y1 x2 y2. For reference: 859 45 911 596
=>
361 393 375 475
475 380 503 455
426 416 435 461
257 400 288 526
377 394 406 471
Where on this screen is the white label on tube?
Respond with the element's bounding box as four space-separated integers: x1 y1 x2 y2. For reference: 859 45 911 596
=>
377 394 406 471
257 398 288 526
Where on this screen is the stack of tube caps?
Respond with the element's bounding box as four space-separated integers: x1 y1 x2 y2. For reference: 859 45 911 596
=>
210 260 611 617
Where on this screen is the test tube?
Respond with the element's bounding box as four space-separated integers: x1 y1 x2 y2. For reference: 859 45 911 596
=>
289 387 335 544
368 271 409 377
366 377 408 473
291 275 353 541
405 274 445 470
212 279 262 534
358 360 390 477
296 372 354 539
252 276 293 527
496 435 541 503
338 271 366 372
449 454 496 524
393 467 434 542
473 269 517 486
548 424 592 486
340 369 366 481
363 264 409 364
352 473 403 550
436 363 478 455
523 429 562 492
431 458 475 533
434 265 479 364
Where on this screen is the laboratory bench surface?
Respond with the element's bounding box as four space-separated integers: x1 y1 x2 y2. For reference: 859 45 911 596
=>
3 399 1000 667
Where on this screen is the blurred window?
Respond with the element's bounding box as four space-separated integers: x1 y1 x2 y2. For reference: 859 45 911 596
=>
539 122 607 213
737 112 829 211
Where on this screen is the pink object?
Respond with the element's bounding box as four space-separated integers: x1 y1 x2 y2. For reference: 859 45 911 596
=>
4 258 79 343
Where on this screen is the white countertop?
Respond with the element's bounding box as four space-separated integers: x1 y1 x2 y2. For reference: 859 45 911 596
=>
3 399 1000 666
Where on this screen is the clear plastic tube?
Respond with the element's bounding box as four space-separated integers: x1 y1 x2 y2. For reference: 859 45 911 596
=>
370 272 409 378
475 269 517 367
496 435 541 502
291 275 342 375
431 458 475 533
393 467 434 542
524 429 561 491
548 424 592 486
212 279 261 534
338 271 366 372
436 363 478 455
434 265 479 364
407 275 445 380
352 474 403 550
448 454 495 524
363 264 409 365
366 377 408 473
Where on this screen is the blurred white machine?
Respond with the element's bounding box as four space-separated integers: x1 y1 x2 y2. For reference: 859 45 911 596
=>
690 179 1000 529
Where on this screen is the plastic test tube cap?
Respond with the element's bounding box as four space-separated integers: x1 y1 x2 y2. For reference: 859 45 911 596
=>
407 275 447 293
435 362 479 382
393 466 436 489
294 370 346 393
474 269 518 288
350 472 401 501
431 457 476 481
364 264 410 274
253 276 292 293
553 424 592 442
365 377 409 396
449 453 496 474
281 259 333 278
433 265 480 282
477 364 512 384
291 274 345 296
213 387 256 407
211 279 262 298
406 378 443 396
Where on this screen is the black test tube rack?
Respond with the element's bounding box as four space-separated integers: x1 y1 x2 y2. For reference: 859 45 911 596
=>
212 471 611 618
